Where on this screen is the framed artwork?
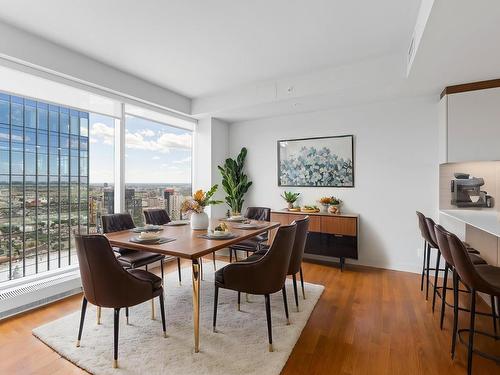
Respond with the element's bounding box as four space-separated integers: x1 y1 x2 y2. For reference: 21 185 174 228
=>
277 135 354 187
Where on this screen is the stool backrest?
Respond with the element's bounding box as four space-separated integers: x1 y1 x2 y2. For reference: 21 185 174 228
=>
434 224 455 267
416 211 437 248
446 230 481 290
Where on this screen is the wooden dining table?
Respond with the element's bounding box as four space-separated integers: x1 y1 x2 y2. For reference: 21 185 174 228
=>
104 219 280 353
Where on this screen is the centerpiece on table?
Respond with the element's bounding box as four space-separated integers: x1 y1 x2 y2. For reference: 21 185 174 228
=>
181 185 223 230
319 196 342 214
281 191 300 211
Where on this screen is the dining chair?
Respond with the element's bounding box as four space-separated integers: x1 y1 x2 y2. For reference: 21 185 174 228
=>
213 223 296 352
74 234 166 369
244 216 310 312
446 229 500 375
229 206 271 262
143 208 184 283
101 213 165 322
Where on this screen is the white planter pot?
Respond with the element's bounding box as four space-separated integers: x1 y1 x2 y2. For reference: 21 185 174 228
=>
191 211 209 230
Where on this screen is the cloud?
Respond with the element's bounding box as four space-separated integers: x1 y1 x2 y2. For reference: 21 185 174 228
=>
152 156 160 160
125 130 191 153
90 122 114 145
173 156 192 164
139 129 155 137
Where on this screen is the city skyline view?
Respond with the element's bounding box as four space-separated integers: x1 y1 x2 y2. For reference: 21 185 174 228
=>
89 113 192 184
1 93 193 282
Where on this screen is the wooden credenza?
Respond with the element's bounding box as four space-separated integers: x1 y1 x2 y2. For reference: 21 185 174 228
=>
270 210 359 270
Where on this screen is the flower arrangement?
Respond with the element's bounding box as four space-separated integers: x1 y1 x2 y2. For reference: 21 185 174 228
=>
181 185 223 214
319 196 342 205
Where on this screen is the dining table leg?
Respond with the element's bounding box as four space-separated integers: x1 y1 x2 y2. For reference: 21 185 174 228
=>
192 258 201 353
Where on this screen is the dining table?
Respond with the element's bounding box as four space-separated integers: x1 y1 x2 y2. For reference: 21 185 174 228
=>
104 219 280 353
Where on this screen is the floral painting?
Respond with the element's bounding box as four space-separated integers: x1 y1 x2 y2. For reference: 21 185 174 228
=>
278 135 354 187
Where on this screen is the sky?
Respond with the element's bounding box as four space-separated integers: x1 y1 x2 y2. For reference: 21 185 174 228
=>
89 113 192 184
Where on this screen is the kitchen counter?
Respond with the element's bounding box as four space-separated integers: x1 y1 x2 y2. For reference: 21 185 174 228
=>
440 209 500 237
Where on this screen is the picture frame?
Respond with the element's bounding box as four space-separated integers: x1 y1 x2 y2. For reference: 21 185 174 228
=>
277 134 354 187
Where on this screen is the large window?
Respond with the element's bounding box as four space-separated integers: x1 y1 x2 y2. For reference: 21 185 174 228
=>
0 93 89 282
125 115 192 226
88 114 115 233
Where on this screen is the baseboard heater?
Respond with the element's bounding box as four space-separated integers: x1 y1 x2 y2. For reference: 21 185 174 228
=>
0 269 82 320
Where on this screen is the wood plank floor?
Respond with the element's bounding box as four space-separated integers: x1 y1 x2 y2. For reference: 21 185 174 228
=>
0 258 499 374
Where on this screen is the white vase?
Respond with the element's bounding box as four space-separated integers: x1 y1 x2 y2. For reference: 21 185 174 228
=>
191 211 209 230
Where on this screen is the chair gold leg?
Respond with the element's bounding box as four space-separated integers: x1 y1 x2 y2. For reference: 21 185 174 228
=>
76 340 80 347
112 359 118 368
97 306 101 325
192 260 201 353
269 343 274 352
151 299 155 320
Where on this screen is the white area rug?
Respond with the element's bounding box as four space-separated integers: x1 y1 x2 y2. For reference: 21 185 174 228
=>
33 261 324 375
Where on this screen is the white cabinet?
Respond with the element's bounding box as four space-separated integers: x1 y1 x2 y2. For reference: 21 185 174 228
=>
439 87 500 163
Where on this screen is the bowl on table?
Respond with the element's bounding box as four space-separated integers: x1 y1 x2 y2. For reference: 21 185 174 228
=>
139 231 161 240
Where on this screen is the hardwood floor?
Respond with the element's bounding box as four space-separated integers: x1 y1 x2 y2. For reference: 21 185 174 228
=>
0 258 499 374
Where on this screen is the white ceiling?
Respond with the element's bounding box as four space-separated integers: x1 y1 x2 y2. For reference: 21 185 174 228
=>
0 0 421 98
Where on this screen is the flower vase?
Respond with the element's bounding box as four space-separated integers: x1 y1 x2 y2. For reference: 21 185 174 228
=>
328 204 341 215
320 204 329 213
191 211 209 230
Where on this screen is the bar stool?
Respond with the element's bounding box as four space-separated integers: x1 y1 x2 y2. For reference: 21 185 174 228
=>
433 223 496 361
426 218 487 316
416 212 446 300
446 230 500 375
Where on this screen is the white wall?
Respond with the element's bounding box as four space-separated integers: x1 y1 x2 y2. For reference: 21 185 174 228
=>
194 117 229 219
229 97 439 273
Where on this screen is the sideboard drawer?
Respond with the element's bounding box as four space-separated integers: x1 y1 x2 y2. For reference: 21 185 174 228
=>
320 216 357 236
288 214 321 232
270 213 291 226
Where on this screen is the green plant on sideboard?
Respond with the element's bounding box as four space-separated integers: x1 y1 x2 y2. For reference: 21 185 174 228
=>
281 191 300 209
218 147 253 215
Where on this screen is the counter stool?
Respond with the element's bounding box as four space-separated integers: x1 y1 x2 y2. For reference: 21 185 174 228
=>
433 224 497 355
446 230 500 375
416 212 447 300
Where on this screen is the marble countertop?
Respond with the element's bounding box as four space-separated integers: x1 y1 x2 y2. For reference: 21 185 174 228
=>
440 209 500 237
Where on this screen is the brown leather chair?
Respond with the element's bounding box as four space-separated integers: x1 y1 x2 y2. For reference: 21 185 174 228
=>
446 230 500 375
143 208 183 283
101 213 166 279
244 216 310 311
229 207 271 262
213 223 297 352
74 234 166 368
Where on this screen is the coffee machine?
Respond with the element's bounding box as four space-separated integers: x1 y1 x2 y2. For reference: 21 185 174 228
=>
450 173 493 208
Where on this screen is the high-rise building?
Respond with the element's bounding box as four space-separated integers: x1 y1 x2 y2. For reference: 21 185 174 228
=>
0 92 89 281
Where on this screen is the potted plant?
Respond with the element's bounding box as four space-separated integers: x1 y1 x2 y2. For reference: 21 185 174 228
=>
218 148 253 216
181 185 223 230
281 191 300 210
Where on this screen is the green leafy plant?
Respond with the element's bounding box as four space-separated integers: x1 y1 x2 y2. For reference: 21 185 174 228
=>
218 147 253 214
281 191 300 204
